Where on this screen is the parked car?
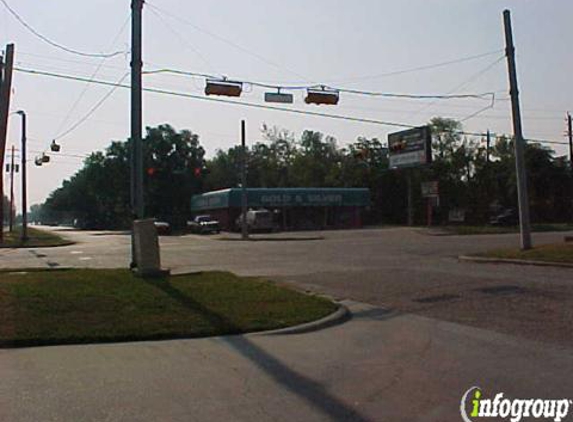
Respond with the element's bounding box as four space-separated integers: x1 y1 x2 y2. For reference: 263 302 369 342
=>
187 215 220 234
154 221 171 235
235 209 274 233
490 208 519 226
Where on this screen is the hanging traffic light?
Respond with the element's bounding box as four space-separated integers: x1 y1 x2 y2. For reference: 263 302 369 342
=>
205 79 243 97
41 153 50 163
50 140 61 152
34 157 43 166
305 87 340 105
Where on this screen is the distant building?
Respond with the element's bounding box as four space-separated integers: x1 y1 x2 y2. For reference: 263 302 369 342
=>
191 187 370 231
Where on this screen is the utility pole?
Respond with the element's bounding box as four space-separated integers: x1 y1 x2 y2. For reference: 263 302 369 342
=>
567 112 573 166
0 44 14 243
16 111 27 242
486 130 491 164
567 112 573 221
241 120 249 240
131 0 144 267
8 145 14 232
503 10 532 250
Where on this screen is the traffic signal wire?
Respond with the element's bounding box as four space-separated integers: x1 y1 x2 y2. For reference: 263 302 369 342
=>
143 67 498 101
14 66 569 147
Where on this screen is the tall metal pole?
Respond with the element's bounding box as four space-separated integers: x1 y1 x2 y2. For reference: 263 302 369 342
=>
0 44 14 243
503 9 532 250
131 0 144 220
486 130 491 164
130 0 144 269
18 111 27 242
241 120 249 240
567 112 573 223
8 145 14 232
567 112 573 166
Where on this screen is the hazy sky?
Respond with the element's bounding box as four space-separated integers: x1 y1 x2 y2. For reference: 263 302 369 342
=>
2 0 571 208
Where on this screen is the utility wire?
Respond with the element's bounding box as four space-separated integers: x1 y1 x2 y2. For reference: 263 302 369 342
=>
18 51 128 72
324 50 505 84
14 66 568 146
53 13 131 139
54 72 130 141
411 56 505 118
143 68 495 101
146 2 317 85
147 6 221 77
0 0 126 58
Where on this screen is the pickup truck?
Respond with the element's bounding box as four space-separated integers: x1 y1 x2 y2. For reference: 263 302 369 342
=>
187 215 220 234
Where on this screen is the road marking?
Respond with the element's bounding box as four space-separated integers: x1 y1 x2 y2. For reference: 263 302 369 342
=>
70 250 83 255
79 257 92 261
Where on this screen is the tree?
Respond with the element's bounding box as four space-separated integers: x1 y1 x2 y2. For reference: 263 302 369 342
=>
42 124 205 229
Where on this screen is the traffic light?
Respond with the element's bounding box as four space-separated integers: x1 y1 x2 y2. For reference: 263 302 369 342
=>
205 79 243 97
305 88 340 105
194 167 202 177
147 167 156 176
50 140 61 152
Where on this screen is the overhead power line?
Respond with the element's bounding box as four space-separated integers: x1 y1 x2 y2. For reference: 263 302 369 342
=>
0 0 127 59
146 2 317 84
147 6 220 77
411 56 505 118
325 50 505 84
53 13 131 140
14 66 568 147
54 72 130 141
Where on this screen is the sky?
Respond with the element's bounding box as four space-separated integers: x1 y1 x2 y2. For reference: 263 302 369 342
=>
1 0 572 209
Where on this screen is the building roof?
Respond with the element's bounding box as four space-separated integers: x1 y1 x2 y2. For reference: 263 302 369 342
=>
191 188 370 212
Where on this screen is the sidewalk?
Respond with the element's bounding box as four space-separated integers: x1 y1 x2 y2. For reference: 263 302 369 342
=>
1 301 571 422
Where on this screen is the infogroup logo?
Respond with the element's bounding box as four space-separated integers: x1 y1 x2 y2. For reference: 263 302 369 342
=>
460 387 572 422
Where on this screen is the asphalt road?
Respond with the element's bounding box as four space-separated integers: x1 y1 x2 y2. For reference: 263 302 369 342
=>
1 226 572 421
2 226 572 347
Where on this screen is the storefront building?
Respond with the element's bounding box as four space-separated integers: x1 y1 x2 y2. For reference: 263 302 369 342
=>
191 188 370 231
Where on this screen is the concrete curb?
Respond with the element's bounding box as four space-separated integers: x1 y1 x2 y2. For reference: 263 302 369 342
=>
459 255 573 269
253 303 351 336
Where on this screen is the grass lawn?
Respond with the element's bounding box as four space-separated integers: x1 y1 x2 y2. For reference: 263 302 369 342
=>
475 243 573 263
442 223 573 236
0 269 337 347
0 226 72 248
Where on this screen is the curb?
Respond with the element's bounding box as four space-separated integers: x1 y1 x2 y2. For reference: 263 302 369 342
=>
253 303 351 336
459 255 573 269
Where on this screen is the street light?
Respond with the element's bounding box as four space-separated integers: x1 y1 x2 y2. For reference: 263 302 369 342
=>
15 110 27 242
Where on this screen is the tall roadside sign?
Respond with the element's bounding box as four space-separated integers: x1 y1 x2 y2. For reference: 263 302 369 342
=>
388 126 432 226
388 126 432 169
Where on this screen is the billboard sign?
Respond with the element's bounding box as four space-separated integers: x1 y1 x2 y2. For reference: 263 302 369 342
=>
388 126 432 169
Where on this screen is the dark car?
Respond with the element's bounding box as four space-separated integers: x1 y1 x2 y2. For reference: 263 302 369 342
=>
187 215 220 234
490 208 519 226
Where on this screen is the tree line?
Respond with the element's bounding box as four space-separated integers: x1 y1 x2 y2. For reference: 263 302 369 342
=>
32 117 572 229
